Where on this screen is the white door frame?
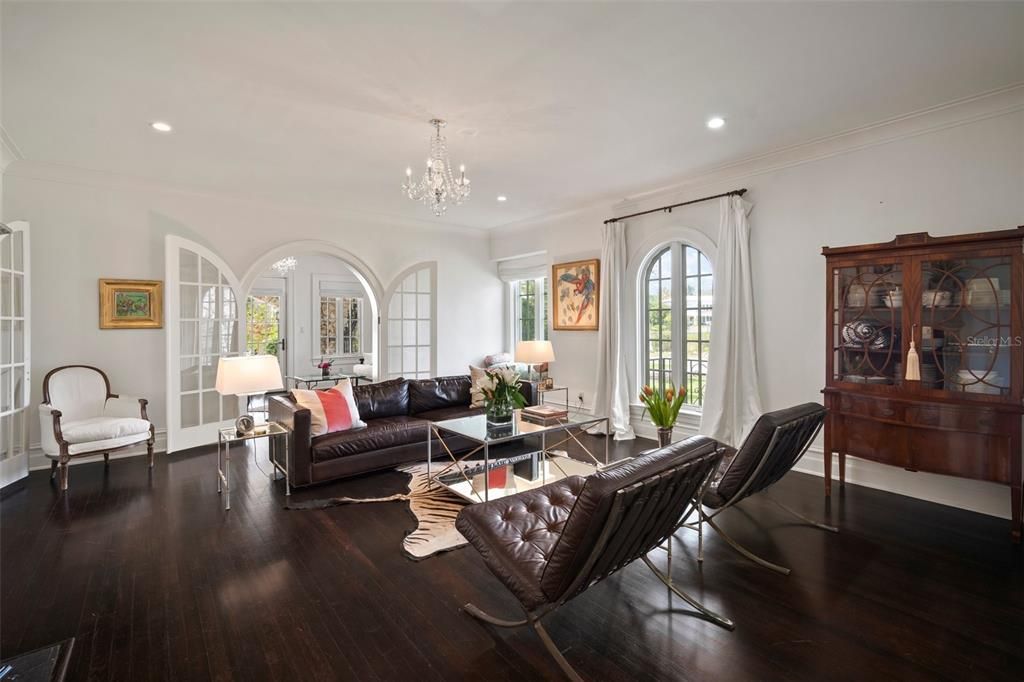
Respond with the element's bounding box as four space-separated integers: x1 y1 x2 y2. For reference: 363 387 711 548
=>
247 277 288 379
240 241 383 381
382 261 437 380
0 221 30 488
165 236 245 452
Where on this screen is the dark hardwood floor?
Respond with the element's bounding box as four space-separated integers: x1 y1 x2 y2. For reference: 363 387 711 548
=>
2 435 1022 681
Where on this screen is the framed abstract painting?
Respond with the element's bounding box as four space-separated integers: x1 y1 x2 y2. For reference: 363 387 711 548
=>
552 259 599 331
99 279 163 329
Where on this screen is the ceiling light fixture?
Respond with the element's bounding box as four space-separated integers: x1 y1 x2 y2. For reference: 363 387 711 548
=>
497 196 507 202
150 121 173 133
402 119 471 217
271 257 297 275
706 116 726 130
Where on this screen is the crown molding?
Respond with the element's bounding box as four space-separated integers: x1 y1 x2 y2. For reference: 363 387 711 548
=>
492 82 1024 233
5 159 489 237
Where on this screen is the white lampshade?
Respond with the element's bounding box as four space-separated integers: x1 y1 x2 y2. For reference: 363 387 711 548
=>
215 355 284 396
515 340 555 364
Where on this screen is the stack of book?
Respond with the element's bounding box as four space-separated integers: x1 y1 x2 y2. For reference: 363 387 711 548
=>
522 404 569 425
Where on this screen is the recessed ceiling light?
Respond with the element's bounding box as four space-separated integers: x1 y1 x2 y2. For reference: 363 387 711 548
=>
496 195 508 202
706 116 726 130
150 121 173 133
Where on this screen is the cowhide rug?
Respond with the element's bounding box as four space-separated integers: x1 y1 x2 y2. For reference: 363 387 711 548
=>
285 463 469 560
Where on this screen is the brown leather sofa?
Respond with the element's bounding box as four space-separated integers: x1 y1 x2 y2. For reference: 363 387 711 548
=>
269 375 535 487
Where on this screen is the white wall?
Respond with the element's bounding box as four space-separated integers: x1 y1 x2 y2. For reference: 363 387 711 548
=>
491 104 1024 519
4 165 504 456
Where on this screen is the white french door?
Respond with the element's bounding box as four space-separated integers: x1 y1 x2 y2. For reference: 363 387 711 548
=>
0 221 30 487
165 237 244 452
383 263 436 380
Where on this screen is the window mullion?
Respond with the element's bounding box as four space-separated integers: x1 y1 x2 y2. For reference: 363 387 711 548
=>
534 277 544 340
671 242 685 391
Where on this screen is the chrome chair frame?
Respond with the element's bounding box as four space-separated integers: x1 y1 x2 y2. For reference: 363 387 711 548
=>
680 418 838 576
461 449 734 682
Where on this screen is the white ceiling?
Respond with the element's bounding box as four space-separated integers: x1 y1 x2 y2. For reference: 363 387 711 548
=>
3 1 1022 230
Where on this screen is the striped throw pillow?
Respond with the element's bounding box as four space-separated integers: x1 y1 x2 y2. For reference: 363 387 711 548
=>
291 379 366 436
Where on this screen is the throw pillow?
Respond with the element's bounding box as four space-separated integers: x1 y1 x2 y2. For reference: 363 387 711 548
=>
484 352 513 367
291 379 366 436
469 365 489 407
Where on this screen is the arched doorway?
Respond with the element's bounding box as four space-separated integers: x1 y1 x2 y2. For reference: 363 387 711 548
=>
240 241 383 384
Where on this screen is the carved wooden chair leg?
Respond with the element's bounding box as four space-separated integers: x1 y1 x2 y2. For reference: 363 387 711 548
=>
59 460 70 492
147 441 155 468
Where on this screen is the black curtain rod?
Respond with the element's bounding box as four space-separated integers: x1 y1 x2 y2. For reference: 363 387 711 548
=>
604 188 747 224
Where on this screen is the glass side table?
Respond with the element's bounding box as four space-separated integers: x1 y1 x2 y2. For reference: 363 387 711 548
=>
287 373 365 389
217 422 290 510
537 385 570 410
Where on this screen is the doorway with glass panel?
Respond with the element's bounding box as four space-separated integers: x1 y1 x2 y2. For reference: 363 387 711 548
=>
246 278 287 417
247 279 287 375
0 221 30 488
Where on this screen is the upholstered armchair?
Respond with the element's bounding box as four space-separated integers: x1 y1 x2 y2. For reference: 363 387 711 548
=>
40 365 155 491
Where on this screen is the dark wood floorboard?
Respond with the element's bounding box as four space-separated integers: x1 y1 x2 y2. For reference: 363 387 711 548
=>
2 434 1022 681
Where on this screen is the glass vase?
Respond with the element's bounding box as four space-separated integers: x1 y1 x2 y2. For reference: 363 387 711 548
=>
486 396 515 425
657 426 673 448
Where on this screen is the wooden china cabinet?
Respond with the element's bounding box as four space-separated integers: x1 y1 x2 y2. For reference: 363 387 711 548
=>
822 227 1024 541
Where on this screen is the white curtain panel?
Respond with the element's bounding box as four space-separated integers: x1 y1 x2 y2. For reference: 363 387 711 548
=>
699 195 763 446
591 221 636 440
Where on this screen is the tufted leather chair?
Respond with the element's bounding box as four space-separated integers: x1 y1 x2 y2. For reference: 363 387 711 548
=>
681 403 837 575
456 436 733 681
40 365 155 491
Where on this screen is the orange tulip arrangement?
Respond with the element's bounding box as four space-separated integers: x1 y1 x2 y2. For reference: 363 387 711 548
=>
639 383 687 430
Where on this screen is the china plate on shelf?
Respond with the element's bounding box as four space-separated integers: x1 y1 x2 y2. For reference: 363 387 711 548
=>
841 320 893 351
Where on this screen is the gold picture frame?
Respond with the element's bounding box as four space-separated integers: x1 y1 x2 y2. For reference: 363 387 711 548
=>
99 279 163 329
552 258 600 331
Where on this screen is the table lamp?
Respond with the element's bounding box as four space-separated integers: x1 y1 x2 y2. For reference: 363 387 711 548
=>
515 340 555 384
215 355 285 434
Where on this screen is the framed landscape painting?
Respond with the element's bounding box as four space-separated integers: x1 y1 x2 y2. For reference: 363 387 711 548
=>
552 259 600 331
99 279 163 329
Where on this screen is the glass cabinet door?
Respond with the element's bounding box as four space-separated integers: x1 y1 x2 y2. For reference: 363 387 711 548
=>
832 263 904 386
918 255 1014 398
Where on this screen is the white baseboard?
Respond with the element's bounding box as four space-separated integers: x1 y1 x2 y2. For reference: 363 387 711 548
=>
27 429 168 471
794 446 1010 520
629 417 1011 521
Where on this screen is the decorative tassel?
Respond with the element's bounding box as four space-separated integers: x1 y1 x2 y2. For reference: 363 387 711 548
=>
906 341 921 381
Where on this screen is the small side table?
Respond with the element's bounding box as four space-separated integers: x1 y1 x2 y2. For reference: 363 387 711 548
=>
287 373 365 389
217 422 290 510
537 385 570 410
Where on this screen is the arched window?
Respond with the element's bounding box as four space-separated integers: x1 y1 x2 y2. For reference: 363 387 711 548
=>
642 242 713 408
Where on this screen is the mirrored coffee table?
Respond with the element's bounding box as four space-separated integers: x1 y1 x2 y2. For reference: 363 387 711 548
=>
427 411 610 503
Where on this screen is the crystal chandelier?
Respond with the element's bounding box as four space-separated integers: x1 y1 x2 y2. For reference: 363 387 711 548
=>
402 119 470 216
271 257 297 275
